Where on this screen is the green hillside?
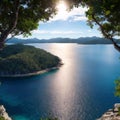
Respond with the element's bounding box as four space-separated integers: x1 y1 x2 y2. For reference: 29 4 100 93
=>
0 44 61 76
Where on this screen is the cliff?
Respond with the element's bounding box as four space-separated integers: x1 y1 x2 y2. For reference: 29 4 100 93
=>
0 105 12 120
98 103 120 120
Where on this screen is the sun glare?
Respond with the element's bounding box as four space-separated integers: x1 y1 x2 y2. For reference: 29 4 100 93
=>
56 1 67 15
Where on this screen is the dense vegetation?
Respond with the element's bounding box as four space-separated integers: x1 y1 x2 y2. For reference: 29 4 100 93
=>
0 44 61 76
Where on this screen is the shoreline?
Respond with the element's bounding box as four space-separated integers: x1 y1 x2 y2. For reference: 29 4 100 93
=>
0 62 63 78
97 103 120 120
0 105 12 120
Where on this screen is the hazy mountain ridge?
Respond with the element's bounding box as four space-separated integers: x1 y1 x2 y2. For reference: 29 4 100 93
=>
7 37 119 44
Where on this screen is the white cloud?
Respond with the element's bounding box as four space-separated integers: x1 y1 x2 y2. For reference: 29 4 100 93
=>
49 7 88 22
88 30 92 32
32 30 83 35
72 15 87 21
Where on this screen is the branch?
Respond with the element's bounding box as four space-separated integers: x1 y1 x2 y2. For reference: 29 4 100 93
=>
92 15 109 38
92 14 120 52
5 32 24 42
5 35 16 43
0 0 20 43
9 0 20 33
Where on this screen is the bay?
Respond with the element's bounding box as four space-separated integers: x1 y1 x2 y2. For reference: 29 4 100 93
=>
0 44 120 120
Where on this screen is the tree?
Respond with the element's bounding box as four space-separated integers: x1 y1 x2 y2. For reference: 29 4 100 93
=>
0 0 57 49
68 0 120 52
1 0 120 51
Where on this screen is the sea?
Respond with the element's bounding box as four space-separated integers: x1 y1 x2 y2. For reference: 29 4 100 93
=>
0 43 120 120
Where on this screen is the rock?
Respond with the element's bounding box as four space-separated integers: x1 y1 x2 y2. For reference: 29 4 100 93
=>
114 103 120 112
98 103 120 120
0 105 12 120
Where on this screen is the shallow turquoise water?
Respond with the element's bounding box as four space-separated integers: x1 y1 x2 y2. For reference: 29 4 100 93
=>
0 44 120 120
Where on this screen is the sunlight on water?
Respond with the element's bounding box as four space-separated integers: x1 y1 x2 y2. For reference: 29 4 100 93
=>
31 43 85 119
0 44 120 120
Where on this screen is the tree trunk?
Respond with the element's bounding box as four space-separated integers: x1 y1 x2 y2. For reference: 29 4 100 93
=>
0 42 5 50
0 31 9 50
0 0 20 50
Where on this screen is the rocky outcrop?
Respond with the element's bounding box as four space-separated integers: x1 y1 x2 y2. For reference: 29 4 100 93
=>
98 103 120 120
0 105 12 120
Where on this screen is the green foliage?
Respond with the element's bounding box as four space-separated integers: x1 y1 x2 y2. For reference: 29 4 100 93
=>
0 116 5 120
71 0 120 39
0 0 58 49
0 44 61 75
0 0 57 36
115 79 120 97
118 107 120 115
69 0 120 51
40 118 58 120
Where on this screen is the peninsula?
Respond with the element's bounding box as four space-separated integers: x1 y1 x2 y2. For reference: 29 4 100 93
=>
0 44 62 77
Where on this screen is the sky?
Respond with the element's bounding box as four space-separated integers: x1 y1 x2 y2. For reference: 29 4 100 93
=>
17 1 102 39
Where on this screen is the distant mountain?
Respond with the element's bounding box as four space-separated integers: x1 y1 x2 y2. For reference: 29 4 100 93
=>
7 37 119 44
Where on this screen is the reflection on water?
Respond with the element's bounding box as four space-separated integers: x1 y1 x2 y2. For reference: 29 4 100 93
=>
0 44 120 120
35 44 80 119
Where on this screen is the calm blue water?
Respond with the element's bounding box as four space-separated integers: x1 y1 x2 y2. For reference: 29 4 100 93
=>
0 44 120 120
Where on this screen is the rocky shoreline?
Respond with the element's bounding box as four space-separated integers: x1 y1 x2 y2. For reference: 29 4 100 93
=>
98 103 120 120
1 103 120 120
0 105 12 120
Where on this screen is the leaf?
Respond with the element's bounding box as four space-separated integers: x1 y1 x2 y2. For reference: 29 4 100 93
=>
105 10 111 15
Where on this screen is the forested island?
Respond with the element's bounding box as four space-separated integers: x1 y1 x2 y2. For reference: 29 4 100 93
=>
0 44 62 77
